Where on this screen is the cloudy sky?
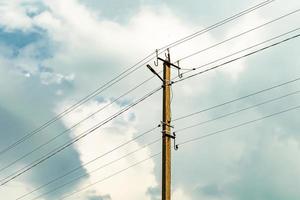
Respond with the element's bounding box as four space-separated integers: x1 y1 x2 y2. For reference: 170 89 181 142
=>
0 0 300 199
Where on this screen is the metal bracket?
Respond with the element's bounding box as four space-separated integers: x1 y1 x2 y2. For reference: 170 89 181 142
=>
163 133 175 139
161 121 174 129
157 57 180 70
162 130 179 151
173 132 178 150
177 60 183 78
154 49 159 66
146 64 164 82
165 48 169 59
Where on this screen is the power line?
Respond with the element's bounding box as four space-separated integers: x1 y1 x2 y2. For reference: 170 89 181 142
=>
171 27 300 83
15 126 160 200
158 0 274 51
49 22 300 198
172 33 300 84
147 0 274 69
0 87 161 185
26 138 161 200
0 75 156 174
178 104 300 146
0 0 273 159
59 152 161 200
174 90 300 133
173 76 300 121
0 87 162 186
0 52 156 157
177 9 300 62
0 0 277 195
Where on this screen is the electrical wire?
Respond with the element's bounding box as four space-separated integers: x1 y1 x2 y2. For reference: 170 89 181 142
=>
0 1 278 197
14 126 160 200
14 28 299 192
0 75 156 174
54 4 299 197
5 5 288 181
177 9 300 62
172 28 300 82
158 0 274 51
0 0 273 159
174 90 300 133
0 52 156 157
0 0 275 188
59 152 161 200
178 104 300 146
0 87 162 186
173 77 300 121
23 138 161 200
172 33 300 85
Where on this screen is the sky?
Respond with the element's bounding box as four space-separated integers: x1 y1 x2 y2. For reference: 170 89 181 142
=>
0 0 300 200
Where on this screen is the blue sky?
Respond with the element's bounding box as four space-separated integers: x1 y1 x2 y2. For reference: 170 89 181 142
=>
0 0 300 200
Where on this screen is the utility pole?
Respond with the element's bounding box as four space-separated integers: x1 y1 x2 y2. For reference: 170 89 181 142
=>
162 51 171 200
147 49 179 200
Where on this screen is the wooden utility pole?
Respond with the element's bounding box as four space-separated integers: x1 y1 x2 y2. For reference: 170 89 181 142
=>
162 51 171 200
147 49 178 200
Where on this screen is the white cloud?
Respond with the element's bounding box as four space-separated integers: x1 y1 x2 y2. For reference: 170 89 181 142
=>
58 99 158 200
0 181 33 199
0 0 37 31
40 72 75 85
1 0 300 200
172 188 192 200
